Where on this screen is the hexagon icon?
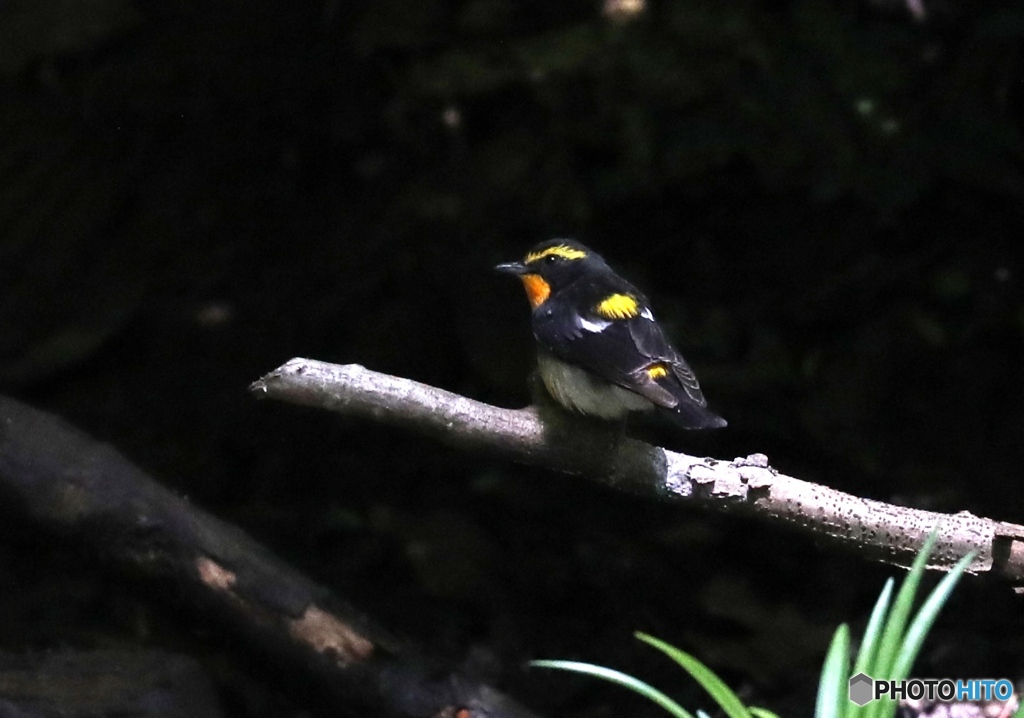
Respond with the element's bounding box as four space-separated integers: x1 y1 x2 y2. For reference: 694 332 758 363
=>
849 672 874 706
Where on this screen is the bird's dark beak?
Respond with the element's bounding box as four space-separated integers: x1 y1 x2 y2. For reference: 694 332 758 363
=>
494 261 526 275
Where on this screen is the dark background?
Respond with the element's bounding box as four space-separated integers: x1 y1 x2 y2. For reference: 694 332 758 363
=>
1 0 1023 715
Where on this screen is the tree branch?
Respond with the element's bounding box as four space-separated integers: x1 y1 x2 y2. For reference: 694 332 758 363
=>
251 358 1024 586
0 394 543 718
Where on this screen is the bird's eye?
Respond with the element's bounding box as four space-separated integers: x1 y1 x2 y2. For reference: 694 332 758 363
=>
545 255 558 264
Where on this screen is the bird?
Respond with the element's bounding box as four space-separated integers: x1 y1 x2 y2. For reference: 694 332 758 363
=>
496 239 726 429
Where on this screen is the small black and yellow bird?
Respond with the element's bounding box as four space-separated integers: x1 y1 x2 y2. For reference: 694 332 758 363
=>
497 239 726 429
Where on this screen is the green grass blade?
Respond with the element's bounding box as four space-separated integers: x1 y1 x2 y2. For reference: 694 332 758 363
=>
852 578 894 677
528 659 696 718
749 708 783 718
816 623 851 718
865 529 941 718
871 530 939 679
635 632 752 718
890 551 976 683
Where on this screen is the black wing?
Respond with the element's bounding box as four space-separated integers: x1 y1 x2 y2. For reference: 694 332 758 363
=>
531 278 725 428
629 313 727 428
626 307 707 406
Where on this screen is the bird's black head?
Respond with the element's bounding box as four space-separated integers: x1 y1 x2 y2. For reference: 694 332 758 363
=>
495 239 605 308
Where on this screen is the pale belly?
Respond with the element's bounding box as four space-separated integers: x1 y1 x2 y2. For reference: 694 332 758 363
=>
537 353 651 419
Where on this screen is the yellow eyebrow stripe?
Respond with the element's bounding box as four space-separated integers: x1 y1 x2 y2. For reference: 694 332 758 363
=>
595 293 639 319
526 245 587 263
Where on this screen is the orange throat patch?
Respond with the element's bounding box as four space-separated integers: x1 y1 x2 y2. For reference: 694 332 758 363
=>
520 273 551 308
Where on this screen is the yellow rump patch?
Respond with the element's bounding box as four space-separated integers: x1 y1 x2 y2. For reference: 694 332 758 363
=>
646 364 669 380
595 293 639 319
520 273 551 308
526 244 587 264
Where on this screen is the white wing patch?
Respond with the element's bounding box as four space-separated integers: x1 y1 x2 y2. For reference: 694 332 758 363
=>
579 317 612 333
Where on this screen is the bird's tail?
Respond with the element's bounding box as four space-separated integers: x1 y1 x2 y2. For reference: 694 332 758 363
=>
658 402 728 430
